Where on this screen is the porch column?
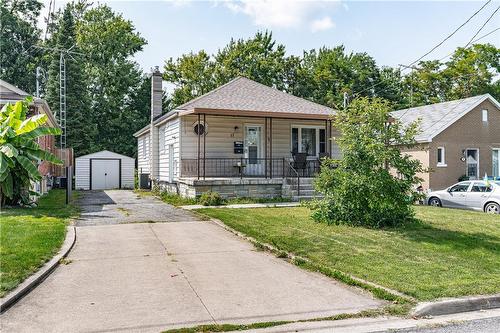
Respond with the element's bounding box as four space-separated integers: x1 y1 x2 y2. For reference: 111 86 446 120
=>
197 113 201 179
329 120 333 158
270 117 273 178
264 117 268 178
325 120 329 157
203 113 206 180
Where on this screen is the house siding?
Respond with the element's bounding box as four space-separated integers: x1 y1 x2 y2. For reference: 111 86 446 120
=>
137 133 150 174
158 118 180 181
180 115 339 160
428 99 500 190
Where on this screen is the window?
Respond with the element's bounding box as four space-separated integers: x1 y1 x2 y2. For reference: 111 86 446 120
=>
437 147 446 166
482 109 488 122
159 126 165 153
449 182 470 192
493 149 499 178
141 138 146 158
471 182 493 193
193 122 206 135
291 126 326 157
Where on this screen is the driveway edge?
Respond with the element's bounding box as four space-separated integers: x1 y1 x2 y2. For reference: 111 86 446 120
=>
412 293 500 317
0 226 77 313
206 216 412 303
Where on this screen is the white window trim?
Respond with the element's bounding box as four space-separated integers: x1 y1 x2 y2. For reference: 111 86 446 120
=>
482 109 488 122
493 148 500 178
437 147 447 167
465 148 480 180
291 124 326 158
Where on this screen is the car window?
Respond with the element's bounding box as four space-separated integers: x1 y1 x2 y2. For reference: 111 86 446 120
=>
471 182 493 193
449 182 470 192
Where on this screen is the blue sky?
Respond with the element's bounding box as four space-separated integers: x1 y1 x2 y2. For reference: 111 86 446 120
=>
42 1 499 71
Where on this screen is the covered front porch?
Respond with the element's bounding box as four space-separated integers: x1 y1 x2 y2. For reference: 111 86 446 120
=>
178 112 338 180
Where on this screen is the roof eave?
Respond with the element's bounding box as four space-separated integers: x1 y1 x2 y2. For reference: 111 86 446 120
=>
183 107 332 120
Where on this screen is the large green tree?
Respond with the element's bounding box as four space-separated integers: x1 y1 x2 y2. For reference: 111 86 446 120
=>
45 4 94 155
0 0 42 93
77 4 147 156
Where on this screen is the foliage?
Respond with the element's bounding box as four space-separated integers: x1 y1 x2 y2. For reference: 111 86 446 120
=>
311 98 425 228
0 0 43 93
0 98 62 207
199 191 223 206
76 4 148 157
1 189 79 296
45 4 95 155
199 205 500 300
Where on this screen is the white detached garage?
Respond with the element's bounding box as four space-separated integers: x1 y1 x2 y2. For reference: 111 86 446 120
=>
75 150 135 190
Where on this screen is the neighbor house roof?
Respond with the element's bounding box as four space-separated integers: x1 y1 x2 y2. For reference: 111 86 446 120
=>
134 77 336 137
391 94 500 143
0 79 59 129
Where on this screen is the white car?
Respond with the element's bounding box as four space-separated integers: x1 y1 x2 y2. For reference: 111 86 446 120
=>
427 181 500 214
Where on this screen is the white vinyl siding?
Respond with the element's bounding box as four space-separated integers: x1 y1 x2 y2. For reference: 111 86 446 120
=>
180 115 339 160
137 133 150 174
158 118 180 182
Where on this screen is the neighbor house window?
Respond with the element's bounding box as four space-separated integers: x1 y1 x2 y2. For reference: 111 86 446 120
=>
482 109 488 122
437 147 446 166
291 126 326 157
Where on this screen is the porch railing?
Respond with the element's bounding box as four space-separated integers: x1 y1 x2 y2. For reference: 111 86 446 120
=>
181 158 321 179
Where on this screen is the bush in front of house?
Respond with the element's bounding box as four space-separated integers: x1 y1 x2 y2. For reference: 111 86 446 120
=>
199 191 223 206
311 98 425 228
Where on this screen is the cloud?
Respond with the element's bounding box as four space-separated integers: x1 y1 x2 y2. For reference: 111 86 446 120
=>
223 0 340 30
310 16 335 33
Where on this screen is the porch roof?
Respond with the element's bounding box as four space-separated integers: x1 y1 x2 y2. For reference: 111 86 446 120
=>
176 77 335 119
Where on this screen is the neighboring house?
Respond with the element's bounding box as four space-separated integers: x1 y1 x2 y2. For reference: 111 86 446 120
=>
393 94 500 191
0 79 73 194
134 68 339 199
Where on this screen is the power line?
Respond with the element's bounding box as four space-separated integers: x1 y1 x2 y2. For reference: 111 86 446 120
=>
438 26 500 61
407 0 492 67
464 4 500 48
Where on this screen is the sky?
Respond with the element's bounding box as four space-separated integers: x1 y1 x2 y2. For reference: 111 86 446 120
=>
40 0 500 73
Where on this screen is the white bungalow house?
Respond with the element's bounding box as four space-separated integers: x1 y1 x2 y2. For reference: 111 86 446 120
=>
134 68 340 199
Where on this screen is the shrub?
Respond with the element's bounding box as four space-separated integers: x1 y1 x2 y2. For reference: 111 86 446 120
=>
311 98 425 228
199 191 223 206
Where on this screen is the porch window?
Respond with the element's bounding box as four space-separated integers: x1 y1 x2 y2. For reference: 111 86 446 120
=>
291 126 326 157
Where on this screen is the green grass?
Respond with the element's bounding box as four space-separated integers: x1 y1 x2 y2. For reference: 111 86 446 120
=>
0 190 79 297
197 206 500 301
135 189 291 207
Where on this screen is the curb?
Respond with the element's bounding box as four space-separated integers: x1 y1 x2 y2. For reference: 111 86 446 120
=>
0 226 77 313
181 202 300 210
412 293 500 317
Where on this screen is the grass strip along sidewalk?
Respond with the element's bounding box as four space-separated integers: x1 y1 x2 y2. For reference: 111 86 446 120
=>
197 206 500 302
0 190 79 297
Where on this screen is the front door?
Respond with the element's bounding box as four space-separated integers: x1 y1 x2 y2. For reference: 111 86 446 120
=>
466 149 479 180
244 125 263 176
493 149 499 179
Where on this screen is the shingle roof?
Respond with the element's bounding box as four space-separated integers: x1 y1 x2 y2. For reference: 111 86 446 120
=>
391 94 499 142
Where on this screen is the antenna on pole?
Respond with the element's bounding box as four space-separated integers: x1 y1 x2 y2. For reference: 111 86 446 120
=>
33 45 85 149
399 64 419 108
343 92 349 109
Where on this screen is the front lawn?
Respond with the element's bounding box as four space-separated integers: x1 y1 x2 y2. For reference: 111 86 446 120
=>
198 206 500 301
0 190 79 297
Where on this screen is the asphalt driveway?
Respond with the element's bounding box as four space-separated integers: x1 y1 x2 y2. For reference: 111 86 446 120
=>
1 190 383 333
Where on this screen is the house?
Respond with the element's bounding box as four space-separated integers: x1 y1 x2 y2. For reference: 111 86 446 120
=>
134 68 340 199
0 79 73 194
393 94 500 191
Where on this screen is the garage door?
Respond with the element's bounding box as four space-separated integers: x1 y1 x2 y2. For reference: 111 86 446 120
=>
91 159 120 190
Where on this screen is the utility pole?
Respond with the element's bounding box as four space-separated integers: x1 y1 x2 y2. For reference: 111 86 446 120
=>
399 64 420 108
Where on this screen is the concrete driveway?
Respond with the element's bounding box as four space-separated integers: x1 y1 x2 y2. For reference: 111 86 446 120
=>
1 190 384 333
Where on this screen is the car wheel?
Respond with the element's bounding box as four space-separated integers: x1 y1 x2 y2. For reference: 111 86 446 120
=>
428 197 442 207
484 202 500 214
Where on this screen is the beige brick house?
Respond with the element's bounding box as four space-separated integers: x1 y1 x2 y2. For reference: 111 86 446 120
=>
393 94 500 191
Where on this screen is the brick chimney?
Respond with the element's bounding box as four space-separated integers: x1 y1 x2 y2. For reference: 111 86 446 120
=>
149 66 162 182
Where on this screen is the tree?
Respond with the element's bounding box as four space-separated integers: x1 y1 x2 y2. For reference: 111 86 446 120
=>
311 98 425 228
0 0 43 93
77 4 146 156
0 97 62 207
44 4 95 155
